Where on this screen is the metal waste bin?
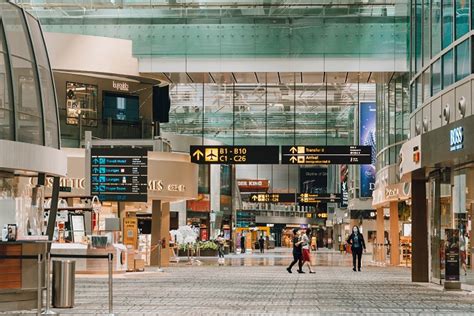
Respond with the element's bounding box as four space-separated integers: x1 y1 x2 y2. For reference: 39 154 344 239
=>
52 260 76 308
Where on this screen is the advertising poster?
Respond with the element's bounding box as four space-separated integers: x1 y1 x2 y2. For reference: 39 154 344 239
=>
299 167 327 194
359 102 377 198
445 229 460 281
187 165 211 211
340 164 349 208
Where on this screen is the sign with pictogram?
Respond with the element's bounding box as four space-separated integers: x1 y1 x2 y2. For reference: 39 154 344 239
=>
248 193 296 203
297 193 342 204
281 146 372 165
190 146 279 164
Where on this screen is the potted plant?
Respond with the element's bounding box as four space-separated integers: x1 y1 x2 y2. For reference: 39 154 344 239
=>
197 241 219 257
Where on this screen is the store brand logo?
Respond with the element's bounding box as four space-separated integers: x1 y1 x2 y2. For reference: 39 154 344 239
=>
450 126 464 151
113 81 129 92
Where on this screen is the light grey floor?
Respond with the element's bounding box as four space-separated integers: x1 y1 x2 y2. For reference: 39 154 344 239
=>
4 250 474 315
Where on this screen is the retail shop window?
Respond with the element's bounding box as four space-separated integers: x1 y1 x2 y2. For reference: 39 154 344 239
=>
65 82 98 127
455 39 470 81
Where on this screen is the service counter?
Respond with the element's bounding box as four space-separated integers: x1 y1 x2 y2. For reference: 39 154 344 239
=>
0 240 48 312
51 243 127 274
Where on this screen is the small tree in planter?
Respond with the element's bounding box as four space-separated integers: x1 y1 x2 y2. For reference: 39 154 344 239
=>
197 241 219 257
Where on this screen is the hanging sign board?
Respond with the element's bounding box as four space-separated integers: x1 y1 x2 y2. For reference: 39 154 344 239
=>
248 193 296 203
281 146 372 165
297 193 342 205
190 146 279 164
91 148 148 202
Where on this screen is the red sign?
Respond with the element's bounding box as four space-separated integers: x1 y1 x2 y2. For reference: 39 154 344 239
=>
237 179 269 192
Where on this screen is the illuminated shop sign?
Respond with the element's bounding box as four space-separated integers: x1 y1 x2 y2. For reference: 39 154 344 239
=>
112 81 129 92
450 126 464 152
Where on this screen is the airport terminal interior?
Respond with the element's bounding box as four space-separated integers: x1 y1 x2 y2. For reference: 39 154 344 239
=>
1 0 474 314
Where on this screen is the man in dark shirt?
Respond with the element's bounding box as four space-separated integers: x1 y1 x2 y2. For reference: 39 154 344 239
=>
287 228 304 273
347 226 366 272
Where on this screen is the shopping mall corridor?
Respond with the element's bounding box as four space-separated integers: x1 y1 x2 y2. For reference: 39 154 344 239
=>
3 250 474 315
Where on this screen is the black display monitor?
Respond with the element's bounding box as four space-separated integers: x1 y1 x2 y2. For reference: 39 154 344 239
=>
103 92 139 123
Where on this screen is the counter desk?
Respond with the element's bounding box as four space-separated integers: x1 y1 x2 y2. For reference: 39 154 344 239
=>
0 240 48 312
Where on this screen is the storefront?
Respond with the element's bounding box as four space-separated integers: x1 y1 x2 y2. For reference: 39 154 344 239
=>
23 146 198 272
421 115 474 286
372 182 412 266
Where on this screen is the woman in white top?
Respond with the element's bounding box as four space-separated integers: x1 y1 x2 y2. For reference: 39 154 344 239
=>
301 228 315 274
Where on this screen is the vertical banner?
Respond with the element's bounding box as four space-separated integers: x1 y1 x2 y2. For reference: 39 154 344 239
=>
359 102 377 198
445 229 460 281
340 164 349 208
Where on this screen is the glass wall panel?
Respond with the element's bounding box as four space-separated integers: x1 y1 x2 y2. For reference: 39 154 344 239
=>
442 49 454 88
416 76 423 108
11 56 43 145
455 0 469 39
432 0 442 57
432 58 442 95
2 6 33 61
416 0 423 71
38 66 58 148
423 0 431 65
442 0 454 49
423 68 431 100
0 53 13 140
455 39 470 81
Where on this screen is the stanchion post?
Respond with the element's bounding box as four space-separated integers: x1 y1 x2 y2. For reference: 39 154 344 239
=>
42 252 56 315
37 254 42 316
108 253 113 315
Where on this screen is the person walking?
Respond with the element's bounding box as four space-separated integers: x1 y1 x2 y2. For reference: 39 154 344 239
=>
460 231 469 276
301 228 316 273
240 234 246 254
347 226 366 272
216 233 225 259
258 235 265 254
287 228 304 273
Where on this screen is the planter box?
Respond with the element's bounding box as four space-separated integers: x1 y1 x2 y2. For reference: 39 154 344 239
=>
177 249 218 257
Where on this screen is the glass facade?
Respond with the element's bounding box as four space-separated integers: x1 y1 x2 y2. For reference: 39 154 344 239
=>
0 3 59 148
411 0 473 110
375 74 410 173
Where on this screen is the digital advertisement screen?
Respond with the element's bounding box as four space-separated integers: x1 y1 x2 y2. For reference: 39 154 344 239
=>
103 92 139 123
359 101 376 198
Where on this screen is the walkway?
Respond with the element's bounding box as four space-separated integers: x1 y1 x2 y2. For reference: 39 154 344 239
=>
4 251 474 315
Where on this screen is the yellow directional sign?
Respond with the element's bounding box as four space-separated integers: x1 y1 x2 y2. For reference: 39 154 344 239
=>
289 156 298 163
289 147 298 154
205 148 218 162
192 149 204 161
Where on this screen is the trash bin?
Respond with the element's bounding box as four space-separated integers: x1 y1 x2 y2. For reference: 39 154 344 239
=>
52 260 75 308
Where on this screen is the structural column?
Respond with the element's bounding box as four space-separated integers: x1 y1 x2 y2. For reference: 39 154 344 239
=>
376 207 385 263
151 200 171 267
389 201 400 266
411 177 429 282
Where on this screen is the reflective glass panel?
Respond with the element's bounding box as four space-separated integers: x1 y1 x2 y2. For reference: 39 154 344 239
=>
2 5 33 61
11 56 43 145
456 39 470 81
432 58 442 95
442 0 454 49
423 0 431 65
442 49 454 88
0 52 13 140
416 0 423 71
432 0 442 57
456 0 469 39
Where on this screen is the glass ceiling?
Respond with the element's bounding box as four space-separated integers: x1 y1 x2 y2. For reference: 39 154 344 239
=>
162 82 375 145
17 0 408 60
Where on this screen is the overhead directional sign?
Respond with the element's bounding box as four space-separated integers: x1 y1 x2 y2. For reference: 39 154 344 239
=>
297 193 342 204
281 146 372 165
248 193 296 203
91 148 148 202
190 146 279 164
